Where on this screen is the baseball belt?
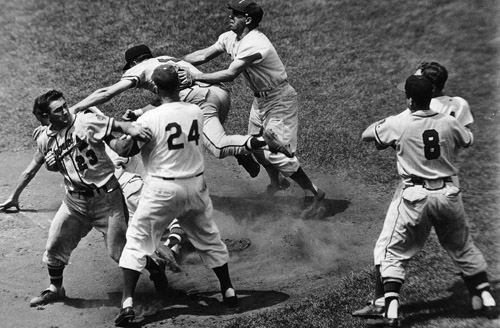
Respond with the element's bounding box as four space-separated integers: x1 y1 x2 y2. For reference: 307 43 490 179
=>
408 177 452 190
68 178 120 198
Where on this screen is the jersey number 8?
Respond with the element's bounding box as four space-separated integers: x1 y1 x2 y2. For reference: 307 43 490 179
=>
422 129 440 160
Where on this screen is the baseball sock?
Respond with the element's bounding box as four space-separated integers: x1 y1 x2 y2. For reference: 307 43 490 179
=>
145 256 162 273
462 271 496 309
247 137 267 150
290 167 317 195
48 264 65 290
374 265 385 305
212 263 233 294
383 278 402 319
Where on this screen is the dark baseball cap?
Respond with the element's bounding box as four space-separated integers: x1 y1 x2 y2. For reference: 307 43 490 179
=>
227 0 260 15
123 44 153 71
151 64 179 91
402 75 433 104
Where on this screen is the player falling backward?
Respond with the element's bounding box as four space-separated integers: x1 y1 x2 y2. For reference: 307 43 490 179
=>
353 62 497 320
70 44 293 179
27 90 172 308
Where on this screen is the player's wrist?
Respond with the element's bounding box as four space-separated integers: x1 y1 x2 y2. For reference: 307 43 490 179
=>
133 109 144 117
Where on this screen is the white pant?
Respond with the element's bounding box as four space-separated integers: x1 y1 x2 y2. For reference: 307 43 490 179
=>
379 181 487 281
183 85 251 159
248 83 300 176
119 175 229 272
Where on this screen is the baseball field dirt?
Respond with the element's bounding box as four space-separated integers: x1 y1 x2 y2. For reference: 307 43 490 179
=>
0 149 388 328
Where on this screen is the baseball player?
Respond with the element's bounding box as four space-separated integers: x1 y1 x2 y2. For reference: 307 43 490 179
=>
70 45 293 180
28 90 170 307
360 75 496 327
114 64 238 327
352 62 477 319
179 0 325 218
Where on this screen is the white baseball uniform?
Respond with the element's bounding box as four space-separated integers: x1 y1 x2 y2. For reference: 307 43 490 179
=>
371 109 487 281
215 29 300 176
119 101 229 273
122 56 251 158
36 108 128 266
373 96 474 265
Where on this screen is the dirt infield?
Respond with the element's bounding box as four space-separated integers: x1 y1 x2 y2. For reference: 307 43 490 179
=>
0 150 388 328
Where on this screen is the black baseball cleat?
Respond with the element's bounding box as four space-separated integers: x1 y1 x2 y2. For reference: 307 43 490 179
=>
472 291 498 319
352 301 385 318
114 306 135 327
261 178 291 196
235 154 260 178
366 317 399 327
262 128 294 158
222 288 239 308
30 287 66 307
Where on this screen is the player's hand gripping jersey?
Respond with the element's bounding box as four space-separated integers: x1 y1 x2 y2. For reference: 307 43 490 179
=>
122 56 211 101
36 108 116 191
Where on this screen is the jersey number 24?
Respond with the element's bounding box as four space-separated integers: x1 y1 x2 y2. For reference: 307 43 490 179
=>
166 120 200 150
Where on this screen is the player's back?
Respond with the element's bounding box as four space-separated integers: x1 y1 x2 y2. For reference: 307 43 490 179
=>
137 102 204 179
395 111 472 179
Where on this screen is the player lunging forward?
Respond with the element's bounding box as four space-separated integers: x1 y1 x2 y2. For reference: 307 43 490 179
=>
70 45 292 179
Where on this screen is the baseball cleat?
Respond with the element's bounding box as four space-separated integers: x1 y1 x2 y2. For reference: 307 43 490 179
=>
235 154 260 178
262 128 294 158
352 301 385 318
262 178 291 196
149 259 169 296
29 286 66 307
223 238 252 252
300 188 326 220
222 288 239 308
155 244 182 273
366 317 399 327
472 291 498 319
114 306 135 327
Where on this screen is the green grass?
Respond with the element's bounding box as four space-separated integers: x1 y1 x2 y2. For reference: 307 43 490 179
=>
1 0 499 327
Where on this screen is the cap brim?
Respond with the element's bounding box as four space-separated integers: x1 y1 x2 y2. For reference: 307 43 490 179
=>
123 62 132 71
396 81 406 92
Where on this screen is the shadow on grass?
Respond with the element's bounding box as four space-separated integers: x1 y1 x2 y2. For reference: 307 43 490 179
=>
211 195 350 223
400 280 500 326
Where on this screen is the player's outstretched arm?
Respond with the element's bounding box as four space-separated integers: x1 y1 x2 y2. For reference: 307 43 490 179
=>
0 153 44 212
122 103 158 121
70 80 134 114
182 43 224 66
181 55 258 85
362 119 389 150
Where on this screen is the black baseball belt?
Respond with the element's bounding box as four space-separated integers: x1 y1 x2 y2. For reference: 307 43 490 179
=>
68 178 120 198
407 177 453 190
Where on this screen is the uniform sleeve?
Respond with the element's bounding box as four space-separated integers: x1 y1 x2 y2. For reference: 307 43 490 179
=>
451 118 474 148
454 97 474 127
121 63 145 88
237 34 269 63
215 32 231 53
374 116 399 147
74 109 114 143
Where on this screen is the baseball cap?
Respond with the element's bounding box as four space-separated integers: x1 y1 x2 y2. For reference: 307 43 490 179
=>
123 44 153 71
227 0 260 15
151 64 179 91
402 75 433 104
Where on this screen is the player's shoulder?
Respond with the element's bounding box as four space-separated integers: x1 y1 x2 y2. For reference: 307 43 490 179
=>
32 125 48 141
